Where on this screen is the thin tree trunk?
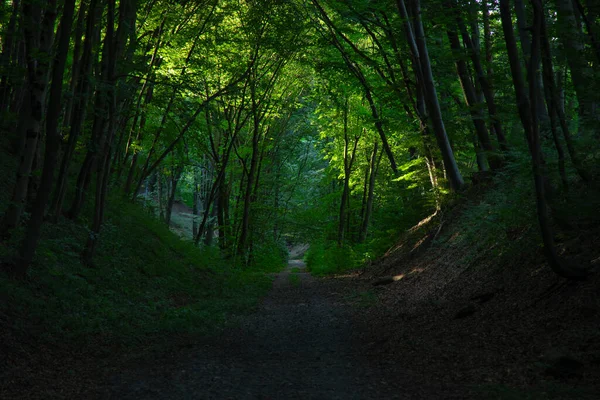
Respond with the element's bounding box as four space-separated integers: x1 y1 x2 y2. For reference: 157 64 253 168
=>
359 141 379 243
192 172 199 237
446 26 500 170
455 5 509 151
515 0 549 125
312 0 399 175
157 170 164 221
165 165 183 226
69 0 131 220
238 111 261 257
573 0 600 64
61 0 88 139
337 100 359 247
538 7 590 182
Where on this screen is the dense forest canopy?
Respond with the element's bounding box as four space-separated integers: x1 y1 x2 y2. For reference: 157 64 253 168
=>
0 0 599 278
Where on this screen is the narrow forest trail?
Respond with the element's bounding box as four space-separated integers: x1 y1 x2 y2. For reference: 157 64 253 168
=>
104 259 467 399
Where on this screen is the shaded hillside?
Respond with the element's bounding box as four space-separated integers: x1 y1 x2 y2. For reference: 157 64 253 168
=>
345 179 600 398
0 198 274 399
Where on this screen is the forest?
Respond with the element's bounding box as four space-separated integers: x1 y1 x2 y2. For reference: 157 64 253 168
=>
1 0 599 398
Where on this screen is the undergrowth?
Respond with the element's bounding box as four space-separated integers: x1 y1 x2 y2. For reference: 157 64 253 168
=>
0 198 274 349
433 149 600 273
304 241 359 276
305 146 600 278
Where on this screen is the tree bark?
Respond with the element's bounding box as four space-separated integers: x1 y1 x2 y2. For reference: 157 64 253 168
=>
455 6 509 151
538 6 590 183
359 141 380 243
2 0 57 235
0 0 21 113
50 0 101 220
555 0 599 135
446 27 500 170
399 0 464 190
165 165 183 226
13 0 76 275
337 100 359 247
500 0 588 279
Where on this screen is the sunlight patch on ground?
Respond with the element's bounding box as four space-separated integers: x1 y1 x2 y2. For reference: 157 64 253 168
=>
411 235 429 252
384 212 439 257
384 243 404 257
333 272 362 279
408 211 438 233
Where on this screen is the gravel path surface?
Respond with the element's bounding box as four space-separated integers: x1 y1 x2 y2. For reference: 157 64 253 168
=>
106 260 464 399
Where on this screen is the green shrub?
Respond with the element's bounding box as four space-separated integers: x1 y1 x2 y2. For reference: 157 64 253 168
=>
250 237 288 272
305 240 359 276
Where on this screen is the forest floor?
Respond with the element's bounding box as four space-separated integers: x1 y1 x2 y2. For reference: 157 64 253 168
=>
95 240 600 400
3 195 600 399
98 200 600 399
100 259 468 399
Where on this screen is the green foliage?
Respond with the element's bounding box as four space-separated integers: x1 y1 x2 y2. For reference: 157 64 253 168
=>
0 198 272 347
249 237 289 273
304 240 359 276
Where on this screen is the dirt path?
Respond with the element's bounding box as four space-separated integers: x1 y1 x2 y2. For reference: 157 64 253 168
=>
105 260 465 399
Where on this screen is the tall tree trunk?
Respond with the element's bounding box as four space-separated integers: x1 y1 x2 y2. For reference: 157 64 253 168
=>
69 0 134 220
514 0 549 126
0 0 21 113
14 0 76 275
555 0 599 135
61 0 88 139
50 0 101 220
81 0 135 264
380 12 441 181
2 0 57 236
399 0 464 190
68 2 114 220
500 0 587 279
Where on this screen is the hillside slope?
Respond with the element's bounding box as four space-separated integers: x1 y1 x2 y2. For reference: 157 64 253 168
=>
0 199 274 399
348 184 600 398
